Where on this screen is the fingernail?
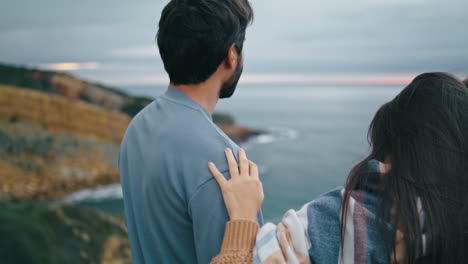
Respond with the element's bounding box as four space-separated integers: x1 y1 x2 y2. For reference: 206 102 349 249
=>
225 148 231 153
208 162 213 167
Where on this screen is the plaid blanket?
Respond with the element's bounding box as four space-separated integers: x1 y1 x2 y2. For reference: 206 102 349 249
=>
253 160 404 264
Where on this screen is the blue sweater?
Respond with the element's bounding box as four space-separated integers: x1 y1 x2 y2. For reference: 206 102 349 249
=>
119 86 263 263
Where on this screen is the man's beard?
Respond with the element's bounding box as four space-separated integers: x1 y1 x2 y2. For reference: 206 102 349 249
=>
219 61 243 99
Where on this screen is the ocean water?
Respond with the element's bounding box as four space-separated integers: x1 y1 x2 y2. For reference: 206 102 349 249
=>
66 84 403 222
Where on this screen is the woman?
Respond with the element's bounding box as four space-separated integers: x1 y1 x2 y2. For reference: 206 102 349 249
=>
209 73 468 263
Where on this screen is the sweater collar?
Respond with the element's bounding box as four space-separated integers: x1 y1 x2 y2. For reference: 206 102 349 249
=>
163 86 212 120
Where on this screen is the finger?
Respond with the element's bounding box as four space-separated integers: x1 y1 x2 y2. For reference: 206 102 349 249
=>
238 148 249 177
249 161 259 179
225 148 239 178
208 162 228 187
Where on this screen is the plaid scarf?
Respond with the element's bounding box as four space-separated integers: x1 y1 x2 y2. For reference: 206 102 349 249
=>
253 160 423 264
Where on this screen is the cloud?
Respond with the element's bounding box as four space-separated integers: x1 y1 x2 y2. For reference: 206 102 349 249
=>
245 0 468 75
39 62 99 71
1 0 467 87
109 46 159 58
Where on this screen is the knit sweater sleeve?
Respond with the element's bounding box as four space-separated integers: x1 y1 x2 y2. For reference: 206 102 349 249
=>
210 220 259 264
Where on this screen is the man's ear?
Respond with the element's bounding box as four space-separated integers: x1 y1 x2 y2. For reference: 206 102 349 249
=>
224 44 238 70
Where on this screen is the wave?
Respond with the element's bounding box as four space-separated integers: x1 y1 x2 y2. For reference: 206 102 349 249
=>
63 183 123 203
245 127 298 145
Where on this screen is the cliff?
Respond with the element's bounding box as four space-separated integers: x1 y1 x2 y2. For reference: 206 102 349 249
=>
0 84 125 200
0 85 130 143
0 63 261 200
0 63 260 141
0 63 151 117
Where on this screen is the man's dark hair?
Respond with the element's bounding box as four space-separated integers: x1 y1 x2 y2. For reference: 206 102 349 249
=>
463 78 468 88
157 0 254 85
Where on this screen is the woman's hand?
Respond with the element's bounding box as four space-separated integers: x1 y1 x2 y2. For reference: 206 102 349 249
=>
208 148 264 222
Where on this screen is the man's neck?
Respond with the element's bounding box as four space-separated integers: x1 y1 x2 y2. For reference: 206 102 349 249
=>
171 79 221 114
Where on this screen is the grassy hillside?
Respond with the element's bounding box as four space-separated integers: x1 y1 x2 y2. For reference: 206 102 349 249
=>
0 63 261 199
0 63 152 117
0 200 131 264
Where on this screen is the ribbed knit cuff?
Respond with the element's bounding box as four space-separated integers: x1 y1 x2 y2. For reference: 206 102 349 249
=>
219 220 259 253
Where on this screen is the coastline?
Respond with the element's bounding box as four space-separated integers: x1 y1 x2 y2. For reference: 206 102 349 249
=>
0 63 264 201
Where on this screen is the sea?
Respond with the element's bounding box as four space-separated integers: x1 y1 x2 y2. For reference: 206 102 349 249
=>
64 83 403 223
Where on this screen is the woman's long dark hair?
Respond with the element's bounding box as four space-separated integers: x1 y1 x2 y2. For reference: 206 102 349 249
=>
341 73 468 263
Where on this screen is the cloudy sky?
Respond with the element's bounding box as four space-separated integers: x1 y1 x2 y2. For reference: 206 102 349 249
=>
1 0 467 91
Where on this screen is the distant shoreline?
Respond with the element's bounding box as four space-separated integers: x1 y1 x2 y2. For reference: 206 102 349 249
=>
0 63 264 200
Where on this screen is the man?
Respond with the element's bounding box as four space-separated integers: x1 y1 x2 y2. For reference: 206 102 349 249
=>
119 0 262 263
